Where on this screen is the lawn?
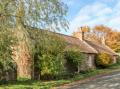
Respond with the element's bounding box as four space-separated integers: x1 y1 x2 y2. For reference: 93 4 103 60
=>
0 64 120 89
0 79 71 89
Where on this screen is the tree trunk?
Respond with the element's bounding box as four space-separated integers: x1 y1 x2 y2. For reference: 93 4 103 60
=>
77 63 80 74
12 27 33 79
12 0 33 79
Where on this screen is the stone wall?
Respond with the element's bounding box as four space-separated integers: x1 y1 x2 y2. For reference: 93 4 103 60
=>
80 54 95 71
112 56 117 64
0 67 17 82
87 54 95 68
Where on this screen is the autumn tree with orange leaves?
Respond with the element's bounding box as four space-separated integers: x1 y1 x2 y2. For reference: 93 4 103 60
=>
93 25 120 52
73 25 120 52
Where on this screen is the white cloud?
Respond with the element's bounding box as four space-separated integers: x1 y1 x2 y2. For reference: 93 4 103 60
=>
96 8 112 17
108 1 120 30
108 17 120 30
69 1 120 33
70 15 91 32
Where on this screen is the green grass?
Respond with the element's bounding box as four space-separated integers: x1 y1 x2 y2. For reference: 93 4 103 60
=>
0 79 71 89
0 64 120 89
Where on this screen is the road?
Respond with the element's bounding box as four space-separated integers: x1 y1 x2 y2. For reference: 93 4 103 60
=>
57 72 120 89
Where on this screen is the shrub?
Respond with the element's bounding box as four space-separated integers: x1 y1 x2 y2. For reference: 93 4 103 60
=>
0 29 16 69
0 29 17 81
96 53 112 68
29 30 66 80
64 48 86 74
116 55 120 64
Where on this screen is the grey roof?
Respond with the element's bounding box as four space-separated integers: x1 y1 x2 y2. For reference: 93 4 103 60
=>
57 33 118 55
85 40 118 56
28 28 117 55
60 34 98 54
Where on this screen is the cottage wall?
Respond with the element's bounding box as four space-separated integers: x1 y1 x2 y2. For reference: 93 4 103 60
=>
87 54 95 68
112 56 117 64
80 53 95 71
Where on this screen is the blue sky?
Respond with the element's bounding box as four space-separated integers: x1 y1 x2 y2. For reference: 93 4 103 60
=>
61 0 120 35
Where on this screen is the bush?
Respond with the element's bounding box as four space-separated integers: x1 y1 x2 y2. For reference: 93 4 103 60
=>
116 55 120 64
0 29 17 81
64 48 86 74
96 53 112 68
29 30 67 80
37 53 65 80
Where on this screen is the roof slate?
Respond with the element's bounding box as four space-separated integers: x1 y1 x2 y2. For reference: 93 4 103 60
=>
56 32 117 55
60 34 98 54
28 29 117 55
85 40 118 56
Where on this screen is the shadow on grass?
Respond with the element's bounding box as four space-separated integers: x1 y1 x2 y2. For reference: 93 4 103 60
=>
0 79 71 89
0 79 37 86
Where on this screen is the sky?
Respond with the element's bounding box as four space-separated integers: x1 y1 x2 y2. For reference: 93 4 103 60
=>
61 0 120 35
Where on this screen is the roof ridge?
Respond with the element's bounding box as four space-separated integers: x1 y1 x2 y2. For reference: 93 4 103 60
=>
51 31 80 39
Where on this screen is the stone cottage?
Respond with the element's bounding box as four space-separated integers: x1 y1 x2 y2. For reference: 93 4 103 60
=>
58 33 98 69
55 32 117 70
54 28 117 70
12 28 118 79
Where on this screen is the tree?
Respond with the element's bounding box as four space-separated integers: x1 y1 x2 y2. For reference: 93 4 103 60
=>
93 25 120 52
96 53 112 68
73 25 120 52
82 25 120 52
85 25 111 43
0 0 68 78
106 31 120 52
0 0 68 30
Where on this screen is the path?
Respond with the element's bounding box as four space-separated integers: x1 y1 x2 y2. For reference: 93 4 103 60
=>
57 72 120 89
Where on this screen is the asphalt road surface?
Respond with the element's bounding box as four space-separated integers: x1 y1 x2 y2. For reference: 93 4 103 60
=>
58 72 120 89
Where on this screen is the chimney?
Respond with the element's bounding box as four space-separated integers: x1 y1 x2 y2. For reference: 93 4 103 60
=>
101 36 105 45
73 26 88 41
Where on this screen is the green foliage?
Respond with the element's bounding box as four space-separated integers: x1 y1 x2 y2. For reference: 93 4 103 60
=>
38 53 65 78
116 55 120 64
0 29 16 71
0 0 68 31
0 29 17 81
1 0 68 80
29 29 66 79
64 48 86 74
96 53 112 68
